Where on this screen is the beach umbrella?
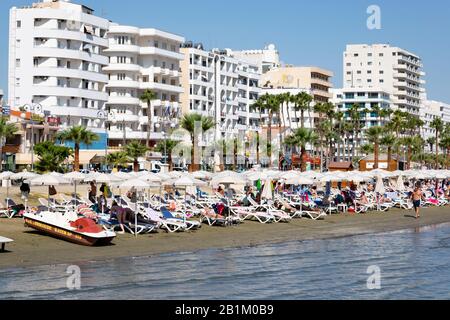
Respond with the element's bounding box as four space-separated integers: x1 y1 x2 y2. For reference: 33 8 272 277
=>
168 171 183 179
374 175 386 195
191 171 213 180
27 174 69 210
280 170 301 180
211 174 247 186
119 179 152 237
155 172 171 180
285 176 314 186
10 171 38 181
261 178 273 200
112 171 133 180
0 171 14 209
63 172 87 205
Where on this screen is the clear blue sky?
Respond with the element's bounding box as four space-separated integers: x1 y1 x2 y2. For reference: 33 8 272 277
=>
1 0 449 102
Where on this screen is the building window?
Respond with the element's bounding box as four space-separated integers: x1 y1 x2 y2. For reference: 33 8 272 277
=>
379 53 384 57
346 63 351 66
367 70 372 74
16 59 20 67
379 79 384 83
16 21 21 28
368 62 373 66
118 73 126 81
379 70 384 74
34 58 39 67
357 70 361 74
368 79 372 83
16 39 21 48
368 53 372 57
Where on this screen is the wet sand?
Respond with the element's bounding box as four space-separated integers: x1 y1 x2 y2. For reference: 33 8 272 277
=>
1 200 449 269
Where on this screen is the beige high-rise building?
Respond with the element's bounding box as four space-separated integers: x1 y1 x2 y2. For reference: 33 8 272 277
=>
261 66 333 103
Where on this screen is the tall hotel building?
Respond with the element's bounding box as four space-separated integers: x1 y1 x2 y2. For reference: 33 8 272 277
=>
8 0 110 139
179 43 261 140
104 24 184 147
343 44 426 115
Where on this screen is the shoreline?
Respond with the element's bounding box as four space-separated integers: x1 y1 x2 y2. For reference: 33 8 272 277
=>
1 205 450 269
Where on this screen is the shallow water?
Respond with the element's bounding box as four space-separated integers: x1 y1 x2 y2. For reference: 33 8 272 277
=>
1 223 450 300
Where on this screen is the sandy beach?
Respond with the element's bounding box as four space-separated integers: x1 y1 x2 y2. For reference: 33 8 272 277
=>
1 184 449 269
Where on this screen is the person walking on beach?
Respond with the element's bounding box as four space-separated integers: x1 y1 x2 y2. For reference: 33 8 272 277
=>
411 185 424 219
20 180 30 200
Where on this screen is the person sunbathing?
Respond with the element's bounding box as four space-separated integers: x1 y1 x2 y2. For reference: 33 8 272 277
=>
356 192 369 205
202 207 225 220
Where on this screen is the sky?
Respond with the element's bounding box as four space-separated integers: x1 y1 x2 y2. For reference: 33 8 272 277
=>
1 0 449 102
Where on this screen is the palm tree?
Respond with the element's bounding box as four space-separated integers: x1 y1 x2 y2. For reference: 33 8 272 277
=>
426 137 436 154
285 128 318 172
180 113 214 172
0 118 18 171
250 99 264 165
140 89 158 148
430 118 444 169
107 151 130 170
154 139 180 171
57 126 99 172
125 141 148 172
334 111 344 161
260 94 280 167
365 126 384 169
439 135 450 169
293 92 313 129
381 133 396 167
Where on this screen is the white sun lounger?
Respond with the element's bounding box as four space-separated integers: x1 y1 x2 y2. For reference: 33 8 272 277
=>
0 236 13 252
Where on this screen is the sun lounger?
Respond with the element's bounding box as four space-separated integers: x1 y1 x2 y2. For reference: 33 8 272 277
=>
0 236 13 252
144 208 187 233
160 207 201 230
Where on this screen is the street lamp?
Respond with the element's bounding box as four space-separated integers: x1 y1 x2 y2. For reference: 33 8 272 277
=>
21 103 43 172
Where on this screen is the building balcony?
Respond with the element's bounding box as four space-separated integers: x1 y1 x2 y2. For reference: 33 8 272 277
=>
30 86 109 101
140 47 184 60
104 44 140 54
106 80 140 89
32 67 108 83
33 47 109 65
103 63 141 72
107 96 140 105
33 28 109 48
148 67 179 78
139 82 184 94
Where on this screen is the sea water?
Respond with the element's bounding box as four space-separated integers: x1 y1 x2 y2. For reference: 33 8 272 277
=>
1 223 450 300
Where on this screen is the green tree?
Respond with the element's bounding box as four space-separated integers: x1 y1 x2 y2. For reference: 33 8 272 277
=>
57 126 99 172
430 118 444 169
365 126 384 169
180 113 214 172
381 133 397 167
124 141 149 172
34 141 72 173
292 92 313 129
140 89 158 148
0 117 18 171
154 139 180 171
107 151 130 170
285 128 318 172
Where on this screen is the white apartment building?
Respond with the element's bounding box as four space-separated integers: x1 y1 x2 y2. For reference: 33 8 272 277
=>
104 24 184 147
331 87 392 158
8 0 110 137
231 44 280 74
343 44 426 115
420 99 450 153
180 44 261 141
